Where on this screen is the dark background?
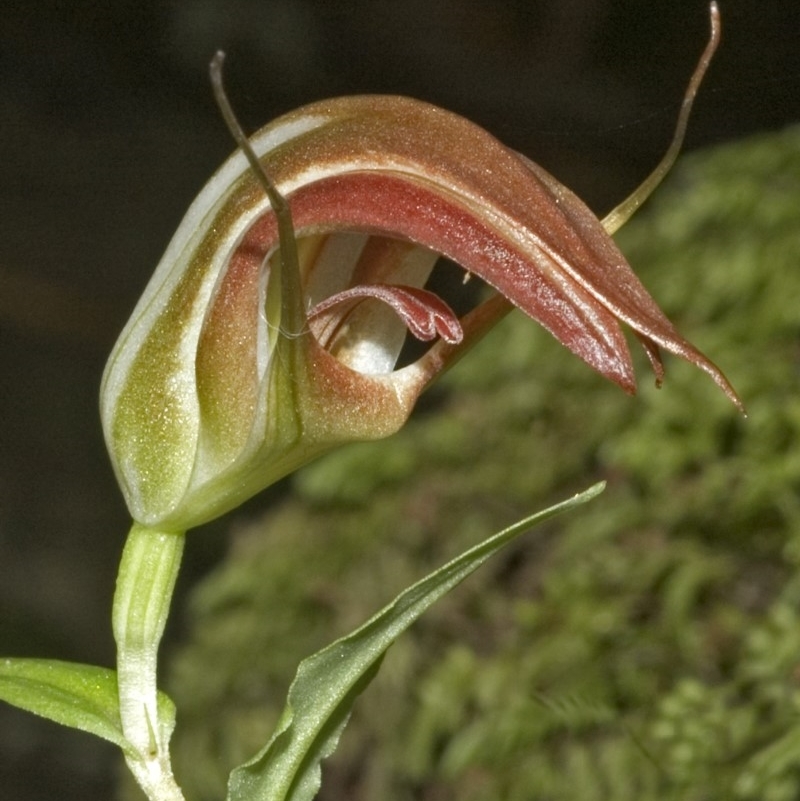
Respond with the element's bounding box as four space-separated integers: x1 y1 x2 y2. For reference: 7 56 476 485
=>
1 1 798 799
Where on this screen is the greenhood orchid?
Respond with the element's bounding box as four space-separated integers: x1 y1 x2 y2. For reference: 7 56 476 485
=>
101 7 740 533
0 12 753 801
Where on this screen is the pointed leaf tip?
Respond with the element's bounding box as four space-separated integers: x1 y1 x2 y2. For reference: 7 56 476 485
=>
226 483 604 801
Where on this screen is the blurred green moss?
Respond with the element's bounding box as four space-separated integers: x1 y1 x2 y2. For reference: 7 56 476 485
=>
152 126 800 801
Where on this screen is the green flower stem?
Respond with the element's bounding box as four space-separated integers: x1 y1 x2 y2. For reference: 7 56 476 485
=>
113 522 186 801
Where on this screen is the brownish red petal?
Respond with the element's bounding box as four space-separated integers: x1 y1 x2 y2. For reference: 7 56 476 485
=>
235 94 740 406
241 172 639 394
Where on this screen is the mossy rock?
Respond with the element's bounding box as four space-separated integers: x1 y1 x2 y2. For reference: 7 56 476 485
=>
152 126 800 801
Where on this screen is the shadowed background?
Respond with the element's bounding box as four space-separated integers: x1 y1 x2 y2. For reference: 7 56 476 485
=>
1 1 799 799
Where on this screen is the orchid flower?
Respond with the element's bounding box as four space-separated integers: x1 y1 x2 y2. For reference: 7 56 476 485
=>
100 3 739 534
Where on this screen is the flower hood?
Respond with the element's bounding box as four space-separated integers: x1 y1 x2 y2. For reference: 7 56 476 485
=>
101 92 740 531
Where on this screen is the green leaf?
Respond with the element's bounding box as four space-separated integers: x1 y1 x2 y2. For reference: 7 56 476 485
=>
227 482 605 801
0 658 175 758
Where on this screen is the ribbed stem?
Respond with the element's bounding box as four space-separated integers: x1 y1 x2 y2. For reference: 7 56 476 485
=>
113 522 186 801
